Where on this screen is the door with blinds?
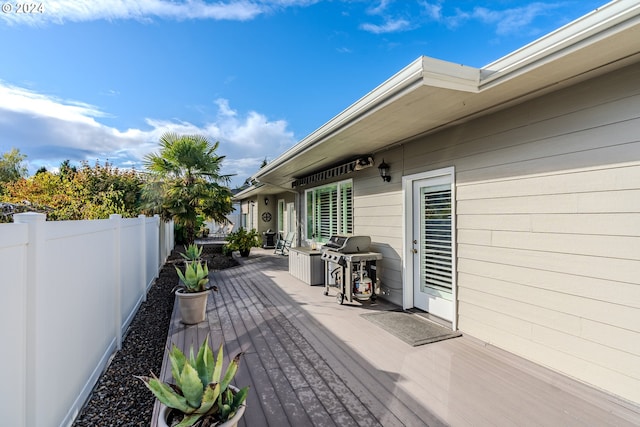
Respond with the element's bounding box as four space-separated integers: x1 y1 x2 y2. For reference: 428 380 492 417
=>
411 173 454 321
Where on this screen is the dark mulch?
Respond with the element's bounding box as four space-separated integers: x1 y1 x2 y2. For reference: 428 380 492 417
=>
72 245 238 426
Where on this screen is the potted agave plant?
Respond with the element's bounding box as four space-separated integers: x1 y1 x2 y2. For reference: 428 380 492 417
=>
174 261 215 325
180 243 203 266
137 335 248 427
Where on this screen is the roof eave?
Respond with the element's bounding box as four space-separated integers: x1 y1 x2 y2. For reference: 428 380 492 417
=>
253 57 479 183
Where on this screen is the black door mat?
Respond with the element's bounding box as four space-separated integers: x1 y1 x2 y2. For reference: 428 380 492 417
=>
361 310 461 347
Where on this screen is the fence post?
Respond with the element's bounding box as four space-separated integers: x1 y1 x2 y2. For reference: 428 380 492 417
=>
14 212 46 427
110 214 123 350
138 214 147 302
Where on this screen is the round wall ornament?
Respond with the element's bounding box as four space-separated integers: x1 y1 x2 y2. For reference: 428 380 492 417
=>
261 212 272 222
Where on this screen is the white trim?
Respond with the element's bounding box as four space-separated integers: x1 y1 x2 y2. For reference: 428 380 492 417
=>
402 166 457 330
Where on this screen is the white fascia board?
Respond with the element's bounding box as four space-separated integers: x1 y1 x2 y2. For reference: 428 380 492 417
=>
480 0 640 87
254 56 479 181
421 56 480 92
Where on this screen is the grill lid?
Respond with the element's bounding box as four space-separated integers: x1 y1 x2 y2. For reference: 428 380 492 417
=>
322 235 371 253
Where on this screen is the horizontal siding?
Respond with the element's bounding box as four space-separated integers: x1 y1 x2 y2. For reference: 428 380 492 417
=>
458 273 638 333
457 163 640 199
458 188 640 214
354 173 405 305
452 67 640 403
458 229 640 261
459 318 640 405
343 62 640 402
458 258 640 310
459 212 640 236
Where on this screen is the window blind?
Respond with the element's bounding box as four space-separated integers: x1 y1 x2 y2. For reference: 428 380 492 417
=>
421 185 452 291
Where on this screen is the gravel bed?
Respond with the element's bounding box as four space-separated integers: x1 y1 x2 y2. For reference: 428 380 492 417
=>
72 246 238 426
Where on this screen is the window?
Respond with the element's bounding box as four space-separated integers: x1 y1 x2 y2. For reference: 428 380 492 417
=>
277 199 284 232
306 180 352 242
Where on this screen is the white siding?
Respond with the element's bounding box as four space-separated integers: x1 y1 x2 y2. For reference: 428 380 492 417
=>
352 62 640 403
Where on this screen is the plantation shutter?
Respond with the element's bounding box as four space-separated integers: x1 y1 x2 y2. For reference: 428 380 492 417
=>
340 182 353 235
305 180 353 243
318 186 336 240
421 184 452 291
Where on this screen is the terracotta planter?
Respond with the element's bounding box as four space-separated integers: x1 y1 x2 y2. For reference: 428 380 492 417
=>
158 385 246 427
176 289 209 324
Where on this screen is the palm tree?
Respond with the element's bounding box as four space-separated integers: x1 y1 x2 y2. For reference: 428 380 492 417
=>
143 133 234 244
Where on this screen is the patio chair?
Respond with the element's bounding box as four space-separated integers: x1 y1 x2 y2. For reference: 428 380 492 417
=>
274 231 294 255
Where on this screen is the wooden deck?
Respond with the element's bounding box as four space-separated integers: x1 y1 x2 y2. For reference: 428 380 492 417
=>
153 248 640 426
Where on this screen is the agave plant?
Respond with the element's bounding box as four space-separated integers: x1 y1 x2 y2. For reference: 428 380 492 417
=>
180 243 203 262
175 261 209 293
137 336 248 427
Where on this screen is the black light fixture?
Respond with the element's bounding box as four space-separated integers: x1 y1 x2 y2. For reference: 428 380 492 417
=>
264 197 269 206
378 159 391 182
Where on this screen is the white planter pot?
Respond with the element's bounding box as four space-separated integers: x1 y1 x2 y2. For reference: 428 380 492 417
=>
176 289 209 324
158 385 246 427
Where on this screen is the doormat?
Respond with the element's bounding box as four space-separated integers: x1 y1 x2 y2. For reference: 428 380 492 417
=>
361 311 461 347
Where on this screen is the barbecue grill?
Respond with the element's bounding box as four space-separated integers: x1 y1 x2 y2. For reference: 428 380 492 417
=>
321 235 382 304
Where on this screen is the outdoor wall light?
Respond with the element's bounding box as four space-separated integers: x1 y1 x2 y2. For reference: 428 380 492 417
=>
378 159 391 182
264 197 269 206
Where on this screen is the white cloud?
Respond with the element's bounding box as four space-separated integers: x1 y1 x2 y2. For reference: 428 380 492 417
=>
0 0 318 26
367 0 393 16
0 82 296 188
472 3 560 36
360 18 411 34
420 2 563 36
421 2 443 21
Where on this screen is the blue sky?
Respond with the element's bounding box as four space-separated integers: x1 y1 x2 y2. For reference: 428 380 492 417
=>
0 0 607 188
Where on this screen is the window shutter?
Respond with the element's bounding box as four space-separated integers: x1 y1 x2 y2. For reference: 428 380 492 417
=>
305 180 353 243
340 182 353 234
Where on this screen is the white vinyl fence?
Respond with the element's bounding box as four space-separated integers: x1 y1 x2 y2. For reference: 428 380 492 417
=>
0 213 174 427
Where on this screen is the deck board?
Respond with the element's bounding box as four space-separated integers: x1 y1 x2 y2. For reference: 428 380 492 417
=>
152 249 640 426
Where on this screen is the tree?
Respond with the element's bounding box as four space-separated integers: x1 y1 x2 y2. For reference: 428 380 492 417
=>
0 148 28 193
3 160 144 220
142 133 234 244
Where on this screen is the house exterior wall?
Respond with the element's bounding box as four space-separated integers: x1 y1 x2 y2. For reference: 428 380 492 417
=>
351 62 640 403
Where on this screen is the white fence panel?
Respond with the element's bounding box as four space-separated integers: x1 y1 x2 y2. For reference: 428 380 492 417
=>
120 217 146 334
1 213 174 427
40 219 117 427
0 222 28 427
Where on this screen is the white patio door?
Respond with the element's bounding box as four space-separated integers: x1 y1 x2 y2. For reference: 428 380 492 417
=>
286 202 295 235
411 172 455 322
